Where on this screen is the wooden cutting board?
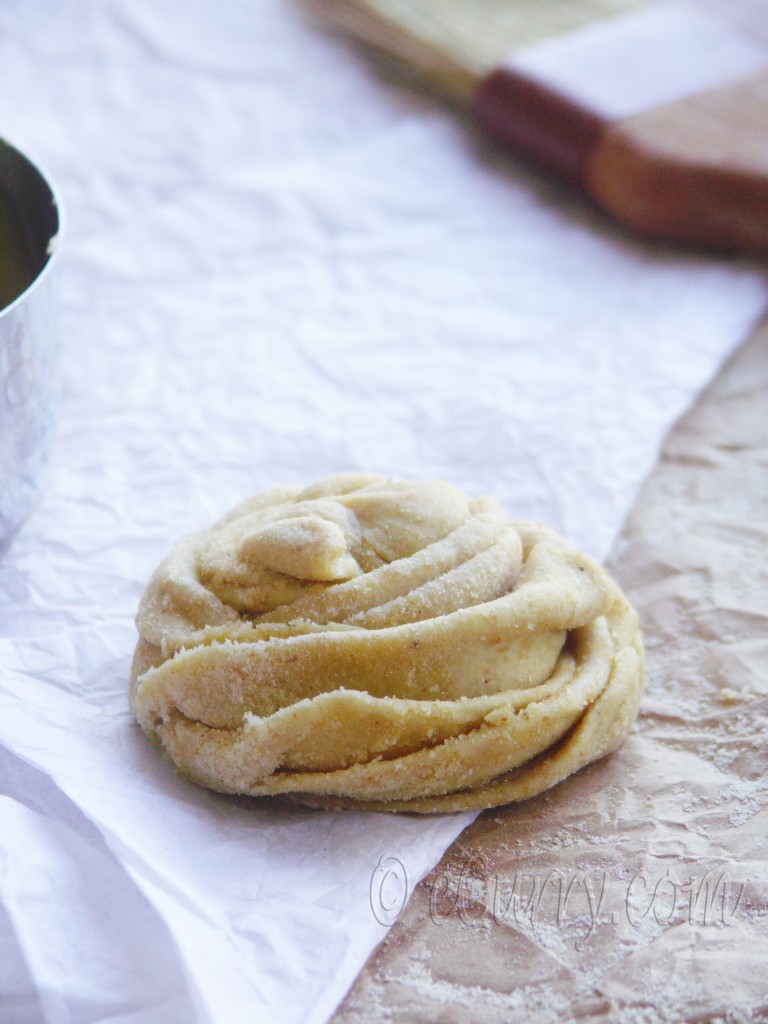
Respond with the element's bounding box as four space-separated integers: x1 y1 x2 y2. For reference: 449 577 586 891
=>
306 0 768 253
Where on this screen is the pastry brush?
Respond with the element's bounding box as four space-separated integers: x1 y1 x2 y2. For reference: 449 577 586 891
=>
303 0 768 253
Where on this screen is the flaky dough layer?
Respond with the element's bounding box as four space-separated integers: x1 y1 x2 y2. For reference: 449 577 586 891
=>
131 473 644 811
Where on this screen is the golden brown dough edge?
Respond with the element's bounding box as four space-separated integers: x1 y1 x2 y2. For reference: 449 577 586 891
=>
142 584 643 812
277 589 643 813
129 474 644 812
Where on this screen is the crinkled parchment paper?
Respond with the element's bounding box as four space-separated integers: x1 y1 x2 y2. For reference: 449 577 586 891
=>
333 324 768 1024
0 2 766 1023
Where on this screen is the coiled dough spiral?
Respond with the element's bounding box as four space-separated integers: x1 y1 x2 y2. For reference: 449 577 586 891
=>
130 473 644 812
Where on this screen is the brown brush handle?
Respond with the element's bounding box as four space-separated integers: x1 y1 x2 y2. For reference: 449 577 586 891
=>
474 67 768 254
473 68 607 187
589 72 768 252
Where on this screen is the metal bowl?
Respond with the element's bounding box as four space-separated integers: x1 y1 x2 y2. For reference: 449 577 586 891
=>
0 137 61 551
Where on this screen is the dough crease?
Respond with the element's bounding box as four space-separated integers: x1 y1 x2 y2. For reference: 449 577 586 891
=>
131 473 644 811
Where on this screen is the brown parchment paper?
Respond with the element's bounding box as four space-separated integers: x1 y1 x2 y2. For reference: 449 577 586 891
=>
332 322 768 1023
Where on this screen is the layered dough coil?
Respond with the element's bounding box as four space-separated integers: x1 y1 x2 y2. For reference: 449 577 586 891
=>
131 473 644 812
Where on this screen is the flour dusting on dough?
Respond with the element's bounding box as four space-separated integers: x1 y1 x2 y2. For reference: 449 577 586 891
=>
131 473 644 811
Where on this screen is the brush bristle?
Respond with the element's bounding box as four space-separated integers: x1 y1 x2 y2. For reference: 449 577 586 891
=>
303 0 647 105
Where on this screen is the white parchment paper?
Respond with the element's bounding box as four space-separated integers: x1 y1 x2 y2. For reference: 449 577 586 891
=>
0 2 765 1022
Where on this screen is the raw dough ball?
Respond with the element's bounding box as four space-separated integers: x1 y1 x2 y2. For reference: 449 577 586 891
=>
130 473 644 812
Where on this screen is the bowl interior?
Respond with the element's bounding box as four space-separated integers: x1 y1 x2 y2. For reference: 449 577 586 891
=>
0 138 59 313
